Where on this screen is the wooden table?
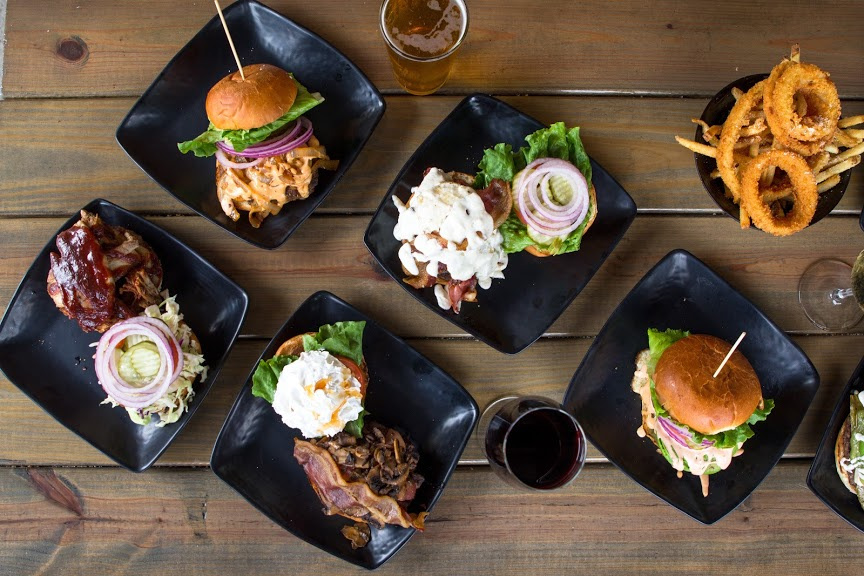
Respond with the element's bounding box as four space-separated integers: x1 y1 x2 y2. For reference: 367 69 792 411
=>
2 1 864 573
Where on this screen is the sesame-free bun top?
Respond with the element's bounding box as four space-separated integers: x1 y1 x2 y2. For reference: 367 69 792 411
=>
205 64 298 130
653 334 762 435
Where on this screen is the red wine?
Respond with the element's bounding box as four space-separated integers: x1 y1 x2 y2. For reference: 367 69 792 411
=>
485 398 585 490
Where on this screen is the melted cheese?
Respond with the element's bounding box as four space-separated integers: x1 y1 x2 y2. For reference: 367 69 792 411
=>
392 168 507 308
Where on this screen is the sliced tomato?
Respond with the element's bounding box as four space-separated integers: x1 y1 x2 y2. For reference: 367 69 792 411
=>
334 355 367 397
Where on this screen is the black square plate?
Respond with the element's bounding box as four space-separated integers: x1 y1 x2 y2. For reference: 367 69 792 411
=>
0 199 249 471
364 93 636 354
116 0 385 249
563 249 819 524
807 356 864 532
210 291 478 569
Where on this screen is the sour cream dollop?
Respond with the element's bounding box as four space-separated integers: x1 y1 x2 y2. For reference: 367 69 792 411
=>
392 168 508 310
271 350 364 439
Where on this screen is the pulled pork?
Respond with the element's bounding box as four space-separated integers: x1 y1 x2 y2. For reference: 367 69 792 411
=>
215 135 339 228
47 211 163 332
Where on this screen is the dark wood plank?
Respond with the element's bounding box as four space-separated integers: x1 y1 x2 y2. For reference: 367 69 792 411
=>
0 462 859 575
0 334 859 466
0 97 862 217
5 1 864 98
1 214 863 339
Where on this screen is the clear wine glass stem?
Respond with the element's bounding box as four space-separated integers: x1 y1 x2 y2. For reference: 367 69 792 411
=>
832 287 854 304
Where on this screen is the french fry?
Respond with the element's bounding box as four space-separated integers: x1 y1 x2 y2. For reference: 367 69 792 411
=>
825 142 864 168
838 115 864 129
674 136 717 158
816 155 861 183
817 174 841 193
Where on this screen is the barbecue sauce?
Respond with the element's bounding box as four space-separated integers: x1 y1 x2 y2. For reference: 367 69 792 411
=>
49 226 122 332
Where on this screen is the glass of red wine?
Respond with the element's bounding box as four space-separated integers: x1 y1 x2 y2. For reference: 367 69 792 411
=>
477 396 586 490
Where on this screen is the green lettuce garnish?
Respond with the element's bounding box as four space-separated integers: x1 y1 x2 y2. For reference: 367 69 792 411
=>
645 327 775 452
474 122 594 256
647 327 690 372
250 321 366 437
300 321 365 366
177 79 324 158
251 354 296 404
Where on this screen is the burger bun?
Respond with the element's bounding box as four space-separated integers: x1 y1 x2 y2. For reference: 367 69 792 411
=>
836 415 857 494
206 64 298 130
654 334 762 435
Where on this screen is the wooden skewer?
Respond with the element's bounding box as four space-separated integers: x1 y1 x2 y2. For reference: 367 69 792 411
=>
214 0 245 80
713 332 746 378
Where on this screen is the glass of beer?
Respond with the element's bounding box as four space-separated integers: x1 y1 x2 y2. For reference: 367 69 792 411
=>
379 0 469 95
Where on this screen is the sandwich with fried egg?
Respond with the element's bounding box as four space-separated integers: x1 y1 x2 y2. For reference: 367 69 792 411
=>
251 321 426 547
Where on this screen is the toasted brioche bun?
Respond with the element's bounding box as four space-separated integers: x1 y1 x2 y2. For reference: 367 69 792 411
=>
206 64 298 130
654 334 762 435
520 184 597 258
836 415 857 494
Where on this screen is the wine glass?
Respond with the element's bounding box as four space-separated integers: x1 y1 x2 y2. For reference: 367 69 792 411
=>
798 252 864 331
475 396 586 490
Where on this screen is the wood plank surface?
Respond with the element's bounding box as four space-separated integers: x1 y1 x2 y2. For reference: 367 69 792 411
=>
0 333 860 467
2 214 862 339
5 1 864 99
0 462 859 575
0 97 862 217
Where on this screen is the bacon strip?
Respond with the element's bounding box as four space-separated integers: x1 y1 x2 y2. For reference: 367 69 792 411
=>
294 439 426 530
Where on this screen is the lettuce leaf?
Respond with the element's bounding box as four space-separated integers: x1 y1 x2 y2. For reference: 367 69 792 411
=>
300 321 366 366
474 122 594 255
343 409 368 438
177 79 324 158
646 327 690 372
475 142 520 189
251 355 297 404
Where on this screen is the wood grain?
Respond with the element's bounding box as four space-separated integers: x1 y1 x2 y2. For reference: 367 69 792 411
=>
2 214 862 340
0 462 859 575
0 333 860 467
0 97 861 217
5 1 864 98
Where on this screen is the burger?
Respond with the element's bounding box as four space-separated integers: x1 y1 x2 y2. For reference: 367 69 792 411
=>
251 321 426 548
631 328 774 496
178 63 338 228
835 391 864 507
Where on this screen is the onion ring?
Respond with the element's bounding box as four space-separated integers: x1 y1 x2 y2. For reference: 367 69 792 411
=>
716 81 765 203
764 60 840 155
739 149 817 237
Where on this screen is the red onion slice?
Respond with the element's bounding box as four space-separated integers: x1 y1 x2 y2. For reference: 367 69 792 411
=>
215 149 264 170
216 117 314 160
94 317 184 409
515 157 591 238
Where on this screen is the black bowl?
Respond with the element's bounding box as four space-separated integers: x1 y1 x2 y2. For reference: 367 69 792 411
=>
0 199 249 471
808 356 864 532
563 249 820 524
694 74 850 227
116 0 385 249
210 291 478 569
364 93 637 354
